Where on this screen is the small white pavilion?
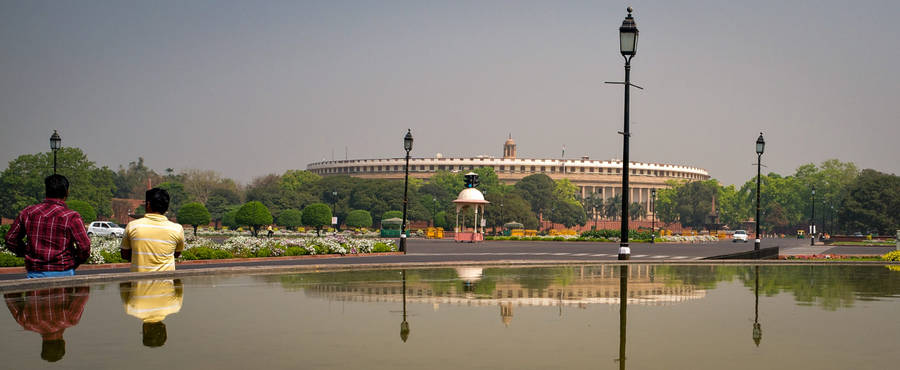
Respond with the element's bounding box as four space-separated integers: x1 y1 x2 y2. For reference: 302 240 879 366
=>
453 172 489 242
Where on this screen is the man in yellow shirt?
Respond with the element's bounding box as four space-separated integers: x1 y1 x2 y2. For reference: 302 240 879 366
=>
120 188 185 272
120 279 183 347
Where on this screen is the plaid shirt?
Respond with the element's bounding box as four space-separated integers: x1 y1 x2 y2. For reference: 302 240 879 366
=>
4 287 90 340
4 199 91 272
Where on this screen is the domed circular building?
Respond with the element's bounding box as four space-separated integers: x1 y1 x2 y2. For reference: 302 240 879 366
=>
307 137 710 218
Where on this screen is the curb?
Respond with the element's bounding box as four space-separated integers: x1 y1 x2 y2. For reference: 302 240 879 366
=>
0 252 405 275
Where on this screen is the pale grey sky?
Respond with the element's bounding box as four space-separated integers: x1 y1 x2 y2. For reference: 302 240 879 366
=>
1 0 898 186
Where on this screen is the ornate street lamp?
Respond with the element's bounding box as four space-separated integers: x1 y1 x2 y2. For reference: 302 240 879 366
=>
50 130 61 174
400 129 413 253
617 7 638 260
755 133 765 251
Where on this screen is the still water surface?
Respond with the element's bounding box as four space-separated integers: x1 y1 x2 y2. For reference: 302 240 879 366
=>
1 265 899 369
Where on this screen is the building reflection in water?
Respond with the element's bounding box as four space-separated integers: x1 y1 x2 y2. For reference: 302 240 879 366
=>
119 279 183 347
3 286 90 362
304 265 704 327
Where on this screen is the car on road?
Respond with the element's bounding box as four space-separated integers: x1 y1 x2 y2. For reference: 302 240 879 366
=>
87 221 125 237
732 230 749 243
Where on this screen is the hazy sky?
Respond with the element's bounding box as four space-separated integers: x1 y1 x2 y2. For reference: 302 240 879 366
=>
2 0 898 186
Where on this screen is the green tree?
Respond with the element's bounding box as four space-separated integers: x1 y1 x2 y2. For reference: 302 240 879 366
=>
177 202 211 236
235 201 273 237
345 210 373 228
550 199 587 228
629 201 646 221
157 181 189 218
0 147 116 219
279 170 322 192
604 194 622 221
302 203 333 235
434 211 450 230
114 157 163 199
67 200 96 224
277 209 304 229
222 206 240 230
515 174 556 218
837 169 899 234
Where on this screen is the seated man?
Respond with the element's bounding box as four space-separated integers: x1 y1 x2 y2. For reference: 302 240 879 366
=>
120 188 185 272
4 175 91 278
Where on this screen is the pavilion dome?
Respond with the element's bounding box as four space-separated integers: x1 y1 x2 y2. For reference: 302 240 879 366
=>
453 188 489 204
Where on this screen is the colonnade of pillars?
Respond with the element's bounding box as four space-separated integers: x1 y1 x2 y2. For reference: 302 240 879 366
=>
578 185 657 218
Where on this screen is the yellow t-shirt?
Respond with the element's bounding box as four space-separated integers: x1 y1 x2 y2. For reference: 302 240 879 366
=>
124 279 183 323
121 213 185 272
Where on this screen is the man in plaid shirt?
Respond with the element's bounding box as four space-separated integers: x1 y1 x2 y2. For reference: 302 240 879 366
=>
4 175 92 278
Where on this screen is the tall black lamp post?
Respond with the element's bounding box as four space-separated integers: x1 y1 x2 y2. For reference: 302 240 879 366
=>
331 191 338 229
50 130 61 174
755 133 765 251
431 197 437 227
400 129 413 254
617 7 638 260
810 186 816 246
650 188 656 244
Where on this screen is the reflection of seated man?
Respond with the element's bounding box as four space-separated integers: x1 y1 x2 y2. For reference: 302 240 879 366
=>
120 279 183 347
4 286 90 362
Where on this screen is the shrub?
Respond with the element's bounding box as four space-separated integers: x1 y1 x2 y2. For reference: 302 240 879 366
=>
177 202 211 236
278 209 304 229
382 210 402 221
882 250 900 262
235 201 273 237
181 247 234 260
372 242 395 253
285 246 309 256
345 210 373 228
100 250 126 264
0 251 24 267
67 200 96 224
302 203 333 235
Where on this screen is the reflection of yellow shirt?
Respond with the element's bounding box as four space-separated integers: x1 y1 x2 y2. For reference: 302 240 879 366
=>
125 280 183 323
121 214 185 272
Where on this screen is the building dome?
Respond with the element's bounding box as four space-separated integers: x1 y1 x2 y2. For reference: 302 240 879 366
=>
453 188 489 204
505 137 515 145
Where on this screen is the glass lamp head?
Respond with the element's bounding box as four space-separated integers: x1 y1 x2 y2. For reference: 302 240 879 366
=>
619 7 638 57
50 130 61 151
755 132 765 155
403 129 413 152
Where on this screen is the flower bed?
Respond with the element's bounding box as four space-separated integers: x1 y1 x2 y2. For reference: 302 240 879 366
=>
484 234 719 243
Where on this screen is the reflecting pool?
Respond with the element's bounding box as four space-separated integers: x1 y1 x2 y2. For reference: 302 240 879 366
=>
2 265 899 369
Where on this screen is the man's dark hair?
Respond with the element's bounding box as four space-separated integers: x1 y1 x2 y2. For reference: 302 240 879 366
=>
142 322 167 347
145 188 170 214
41 339 65 362
44 175 69 199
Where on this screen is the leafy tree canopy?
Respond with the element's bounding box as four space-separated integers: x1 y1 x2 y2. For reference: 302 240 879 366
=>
235 201 273 236
177 202 211 236
67 199 96 224
302 203 333 235
345 209 373 228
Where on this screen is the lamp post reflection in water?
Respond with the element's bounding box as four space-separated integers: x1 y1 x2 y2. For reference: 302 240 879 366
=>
753 266 762 346
400 270 410 343
616 265 628 370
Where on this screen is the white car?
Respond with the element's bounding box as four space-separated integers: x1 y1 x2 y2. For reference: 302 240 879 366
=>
732 230 749 243
87 221 125 237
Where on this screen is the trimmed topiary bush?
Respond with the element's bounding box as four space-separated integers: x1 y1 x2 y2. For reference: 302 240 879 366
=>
177 202 211 236
302 203 333 236
277 209 304 229
235 201 273 237
67 200 97 224
345 210 373 228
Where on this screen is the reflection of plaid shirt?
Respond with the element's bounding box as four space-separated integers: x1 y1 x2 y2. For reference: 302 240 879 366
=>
4 287 90 340
4 199 91 271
